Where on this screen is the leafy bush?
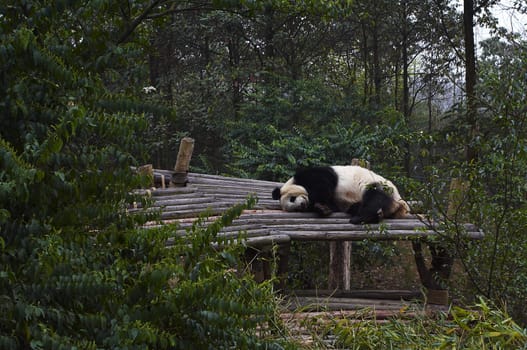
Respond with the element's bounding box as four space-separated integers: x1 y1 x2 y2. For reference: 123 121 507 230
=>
0 5 289 348
1 189 288 348
329 299 527 349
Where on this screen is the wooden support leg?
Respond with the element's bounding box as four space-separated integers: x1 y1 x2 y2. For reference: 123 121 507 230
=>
412 240 453 304
245 243 291 290
429 244 454 282
276 242 291 291
245 247 265 283
328 241 352 290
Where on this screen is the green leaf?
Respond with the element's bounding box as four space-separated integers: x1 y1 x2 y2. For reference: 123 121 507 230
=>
18 27 33 51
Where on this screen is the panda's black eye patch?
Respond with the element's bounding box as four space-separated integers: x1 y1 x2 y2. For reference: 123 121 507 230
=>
289 196 297 203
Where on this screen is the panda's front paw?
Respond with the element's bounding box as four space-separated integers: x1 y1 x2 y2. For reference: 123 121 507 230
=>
314 203 333 217
349 216 363 225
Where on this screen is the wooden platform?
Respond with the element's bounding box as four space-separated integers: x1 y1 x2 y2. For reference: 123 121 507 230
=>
142 170 483 248
136 170 483 308
144 170 282 218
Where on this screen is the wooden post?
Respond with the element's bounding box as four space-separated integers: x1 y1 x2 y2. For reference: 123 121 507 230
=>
137 164 154 187
245 248 265 283
329 241 351 290
172 137 195 187
411 178 466 305
277 242 291 290
328 158 368 290
412 240 452 305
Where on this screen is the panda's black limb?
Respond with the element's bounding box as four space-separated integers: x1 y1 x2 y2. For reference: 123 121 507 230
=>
272 187 281 200
313 202 333 217
349 185 394 224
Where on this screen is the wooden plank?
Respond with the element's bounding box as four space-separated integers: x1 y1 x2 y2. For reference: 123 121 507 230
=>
160 207 234 219
165 234 291 248
151 187 196 196
204 180 276 188
160 201 241 212
167 215 483 241
281 309 423 321
237 234 293 246
287 296 415 311
188 172 281 186
273 230 484 240
162 210 480 236
194 186 264 195
226 215 418 225
174 227 270 237
233 213 479 230
290 289 422 300
151 196 216 207
245 234 291 246
232 222 432 231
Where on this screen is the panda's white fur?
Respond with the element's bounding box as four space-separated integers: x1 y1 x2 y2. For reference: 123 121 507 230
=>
331 165 405 212
278 178 310 212
273 165 410 223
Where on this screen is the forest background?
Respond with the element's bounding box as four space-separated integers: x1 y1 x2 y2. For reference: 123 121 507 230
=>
2 0 527 348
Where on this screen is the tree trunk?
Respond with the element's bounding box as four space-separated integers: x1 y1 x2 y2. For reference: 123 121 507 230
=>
401 0 411 176
401 4 409 121
372 22 381 108
464 0 478 162
428 73 433 133
264 5 275 59
361 24 369 106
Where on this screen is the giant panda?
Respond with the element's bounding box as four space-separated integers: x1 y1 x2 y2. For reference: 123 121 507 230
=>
271 165 410 224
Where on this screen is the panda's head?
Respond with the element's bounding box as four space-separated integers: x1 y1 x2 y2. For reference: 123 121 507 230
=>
272 179 309 212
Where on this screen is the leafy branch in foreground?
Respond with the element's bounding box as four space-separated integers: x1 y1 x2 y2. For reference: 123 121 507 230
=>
1 192 290 348
0 4 289 347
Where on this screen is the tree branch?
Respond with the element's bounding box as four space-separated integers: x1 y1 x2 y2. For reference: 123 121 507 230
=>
116 1 240 44
146 4 218 20
117 0 164 44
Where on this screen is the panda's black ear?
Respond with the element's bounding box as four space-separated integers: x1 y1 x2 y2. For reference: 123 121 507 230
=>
272 187 281 200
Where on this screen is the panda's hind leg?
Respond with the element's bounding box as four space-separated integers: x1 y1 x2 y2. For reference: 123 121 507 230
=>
349 185 393 224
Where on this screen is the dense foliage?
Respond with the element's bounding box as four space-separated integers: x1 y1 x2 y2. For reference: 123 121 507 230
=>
0 2 288 348
2 0 527 348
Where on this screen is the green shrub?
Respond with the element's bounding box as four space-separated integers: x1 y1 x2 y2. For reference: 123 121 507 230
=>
0 189 289 348
0 6 289 348
330 299 527 349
